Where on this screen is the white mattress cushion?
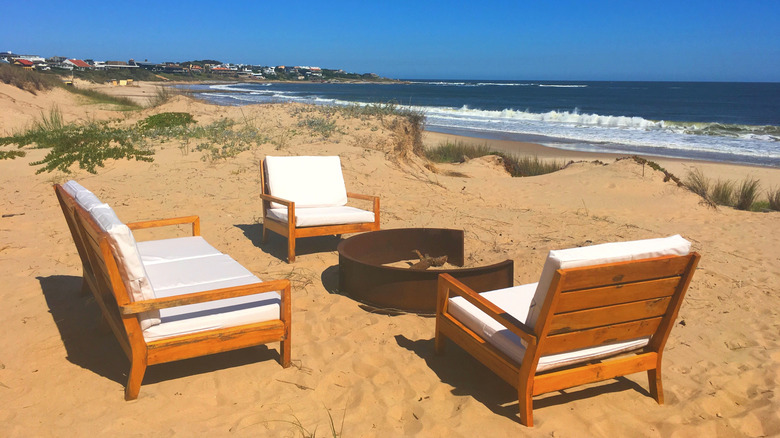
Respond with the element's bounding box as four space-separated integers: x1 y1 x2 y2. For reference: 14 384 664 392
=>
89 204 159 329
142 260 281 342
266 206 374 227
143 254 258 293
448 283 649 372
142 253 254 330
525 235 692 329
137 236 223 265
264 156 348 209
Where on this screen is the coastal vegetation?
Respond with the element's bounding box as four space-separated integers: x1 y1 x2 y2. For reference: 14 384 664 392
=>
424 140 566 177
683 168 779 211
0 63 141 109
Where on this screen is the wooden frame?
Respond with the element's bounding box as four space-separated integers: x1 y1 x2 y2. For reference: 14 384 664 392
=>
259 157 380 263
55 184 291 400
435 252 700 427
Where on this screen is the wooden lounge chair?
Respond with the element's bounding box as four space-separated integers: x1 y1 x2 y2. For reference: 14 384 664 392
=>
260 155 380 262
435 235 700 427
55 181 291 400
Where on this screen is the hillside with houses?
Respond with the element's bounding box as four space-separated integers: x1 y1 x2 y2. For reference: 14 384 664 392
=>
0 51 389 82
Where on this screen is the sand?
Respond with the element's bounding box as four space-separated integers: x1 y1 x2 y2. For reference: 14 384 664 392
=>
1 81 778 437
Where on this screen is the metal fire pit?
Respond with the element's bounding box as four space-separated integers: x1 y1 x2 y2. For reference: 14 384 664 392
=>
337 228 514 315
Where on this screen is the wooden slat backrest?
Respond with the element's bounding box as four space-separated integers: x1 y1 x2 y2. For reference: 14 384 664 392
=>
54 186 99 293
535 254 698 356
57 184 142 356
259 158 270 206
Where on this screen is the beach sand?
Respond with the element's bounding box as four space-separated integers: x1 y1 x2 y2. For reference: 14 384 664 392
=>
1 81 778 437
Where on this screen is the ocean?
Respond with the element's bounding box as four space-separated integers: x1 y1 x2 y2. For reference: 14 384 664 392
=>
181 80 780 167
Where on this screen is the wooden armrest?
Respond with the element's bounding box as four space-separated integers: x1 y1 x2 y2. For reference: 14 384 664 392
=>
438 273 537 346
260 193 292 207
347 192 378 202
127 215 201 236
119 279 291 315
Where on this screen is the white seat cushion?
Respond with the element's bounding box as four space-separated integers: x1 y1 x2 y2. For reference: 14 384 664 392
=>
144 254 257 293
266 206 375 227
264 156 348 209
142 257 281 342
525 235 692 329
448 283 649 372
137 236 223 265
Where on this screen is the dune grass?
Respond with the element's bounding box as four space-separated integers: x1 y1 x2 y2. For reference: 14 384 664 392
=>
0 63 62 93
425 140 565 177
683 168 778 211
735 177 761 210
710 179 735 207
1 63 141 109
684 168 711 200
768 187 780 211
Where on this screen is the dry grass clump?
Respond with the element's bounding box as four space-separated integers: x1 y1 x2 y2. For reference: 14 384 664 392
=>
684 168 778 212
684 168 711 199
0 63 62 94
710 179 735 207
734 177 761 211
768 187 780 211
425 140 565 177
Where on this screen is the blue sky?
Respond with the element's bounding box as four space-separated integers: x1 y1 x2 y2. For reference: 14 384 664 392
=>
3 0 779 81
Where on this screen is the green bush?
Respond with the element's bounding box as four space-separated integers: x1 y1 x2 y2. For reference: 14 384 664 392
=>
137 112 196 130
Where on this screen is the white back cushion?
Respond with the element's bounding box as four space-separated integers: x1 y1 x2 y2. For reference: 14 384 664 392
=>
62 180 89 196
89 204 160 329
525 235 692 329
264 156 348 209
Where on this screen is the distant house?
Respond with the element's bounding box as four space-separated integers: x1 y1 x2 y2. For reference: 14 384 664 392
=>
105 60 138 69
63 59 91 70
210 67 235 75
14 59 34 69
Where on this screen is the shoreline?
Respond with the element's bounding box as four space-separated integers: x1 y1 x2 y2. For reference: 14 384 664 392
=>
423 130 780 187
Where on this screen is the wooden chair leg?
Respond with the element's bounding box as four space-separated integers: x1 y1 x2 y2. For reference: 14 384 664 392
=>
261 224 269 244
125 355 148 401
648 368 664 404
280 337 291 367
287 237 296 263
434 330 446 355
517 385 534 427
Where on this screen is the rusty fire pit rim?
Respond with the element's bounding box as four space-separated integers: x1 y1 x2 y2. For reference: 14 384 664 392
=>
337 227 465 268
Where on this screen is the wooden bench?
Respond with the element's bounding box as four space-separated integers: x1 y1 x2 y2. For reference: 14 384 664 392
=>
55 181 291 400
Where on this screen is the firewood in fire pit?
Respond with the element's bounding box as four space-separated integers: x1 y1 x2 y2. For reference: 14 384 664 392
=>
410 250 448 270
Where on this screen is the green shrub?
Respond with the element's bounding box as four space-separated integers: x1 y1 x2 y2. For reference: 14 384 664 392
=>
298 116 336 138
138 112 196 130
0 108 153 173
